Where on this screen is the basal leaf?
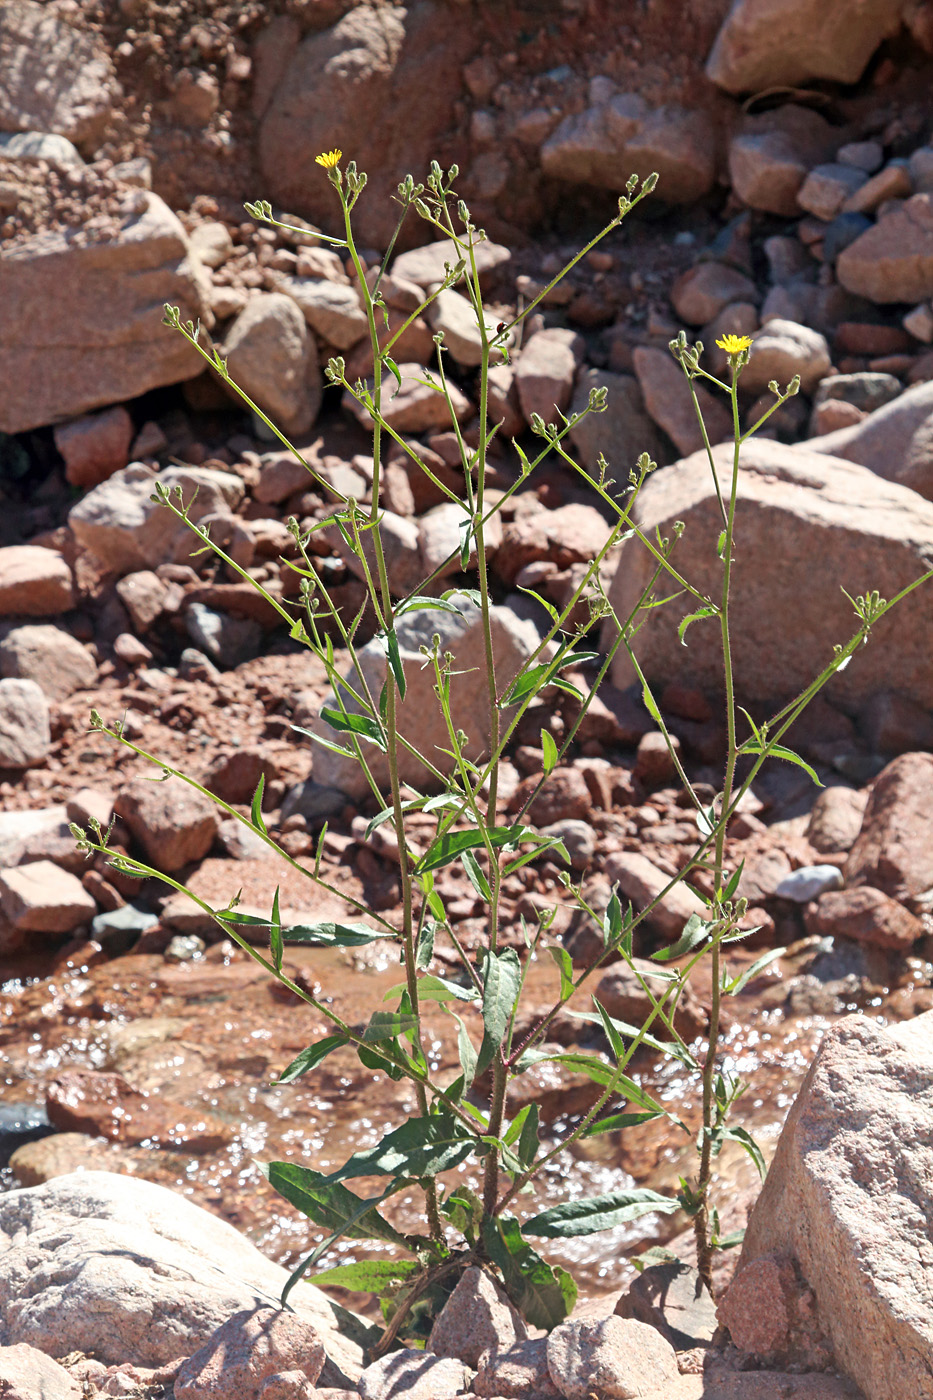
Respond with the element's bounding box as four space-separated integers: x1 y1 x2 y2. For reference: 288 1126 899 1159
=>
481 1215 576 1330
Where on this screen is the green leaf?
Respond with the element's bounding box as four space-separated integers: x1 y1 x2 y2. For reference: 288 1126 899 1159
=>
518 1100 540 1168
501 835 569 877
279 922 396 948
724 946 785 996
579 1108 663 1137
641 683 662 726
395 595 465 616
716 529 727 560
383 355 404 397
677 604 717 646
459 516 472 569
320 706 386 750
476 948 522 1076
522 1188 679 1238
362 1011 420 1042
415 920 435 970
387 628 406 699
740 739 823 788
481 1215 576 1330
415 825 530 874
356 1041 405 1081
547 944 575 1001
365 797 423 842
593 995 625 1062
461 848 492 902
324 1114 476 1183
270 886 283 974
264 1162 407 1245
250 775 267 835
651 913 712 962
541 730 558 775
384 974 477 1004
722 860 744 901
310 1258 419 1292
450 1011 478 1088
722 1125 767 1181
276 1033 349 1084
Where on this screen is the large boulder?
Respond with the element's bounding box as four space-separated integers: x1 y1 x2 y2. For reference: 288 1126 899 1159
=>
311 595 539 800
257 4 472 248
0 1172 365 1381
837 195 933 304
706 0 902 93
737 1011 933 1399
604 438 933 710
0 191 204 433
0 2 117 151
808 380 933 499
221 293 322 438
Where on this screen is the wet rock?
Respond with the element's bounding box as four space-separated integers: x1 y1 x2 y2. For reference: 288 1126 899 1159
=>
514 328 585 425
633 346 732 455
671 263 758 327
8 1132 137 1188
844 753 933 908
837 194 933 303
164 933 206 963
546 1314 677 1400
0 860 96 937
0 546 74 616
357 1350 469 1400
806 785 868 854
0 193 205 434
175 1307 325 1400
743 320 832 397
0 1342 81 1400
0 679 50 768
774 865 843 903
605 438 933 711
311 596 539 800
602 851 706 942
428 1266 526 1369
46 1068 229 1150
568 369 668 481
53 406 134 490
115 776 219 873
615 1261 717 1351
69 462 244 577
739 1010 933 1398
0 1104 53 1169
0 624 97 701
343 364 470 434
0 2 116 150
706 0 901 91
275 276 368 350
805 886 922 951
0 1172 365 1377
91 903 159 953
473 1337 560 1398
222 294 322 438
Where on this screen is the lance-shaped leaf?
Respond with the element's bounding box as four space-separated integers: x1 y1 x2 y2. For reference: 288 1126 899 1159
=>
522 1188 679 1238
310 1259 419 1292
482 1215 577 1330
324 1114 476 1183
276 1033 349 1084
361 1010 420 1042
263 1162 407 1245
320 706 386 751
415 825 531 874
280 922 397 948
739 738 823 787
383 974 478 1004
476 948 522 1076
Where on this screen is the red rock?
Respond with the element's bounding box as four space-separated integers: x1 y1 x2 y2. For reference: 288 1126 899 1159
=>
514 328 585 426
845 752 933 906
46 1068 232 1151
634 730 682 787
805 885 922 950
509 766 591 825
718 1252 831 1367
0 546 74 616
833 322 912 355
175 1307 325 1400
54 406 134 489
428 1266 527 1369
115 777 219 873
806 786 868 854
0 860 97 936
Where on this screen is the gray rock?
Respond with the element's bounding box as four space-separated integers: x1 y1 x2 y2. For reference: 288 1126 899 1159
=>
174 1307 325 1400
0 678 50 768
91 903 159 953
473 1338 561 1398
837 141 884 174
0 1172 365 1378
358 1350 469 1400
546 1314 678 1400
822 212 873 264
280 782 347 825
0 624 97 701
222 293 322 437
812 373 902 414
774 864 844 903
185 602 263 670
615 1261 718 1351
164 934 206 964
428 1267 527 1369
0 130 83 165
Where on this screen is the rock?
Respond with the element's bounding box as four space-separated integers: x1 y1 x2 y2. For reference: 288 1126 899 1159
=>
837 141 884 174
596 957 706 1040
321 508 422 598
540 819 595 871
473 1337 560 1398
808 379 933 497
357 1350 469 1400
602 851 706 942
0 861 96 936
742 320 832 397
616 1262 717 1351
189 221 234 269
311 595 538 800
837 194 933 303
813 372 902 415
186 602 263 669
633 345 732 456
0 1343 81 1400
418 501 502 580
275 276 368 350
706 0 902 91
256 1373 317 1400
205 748 280 806
222 294 321 438
175 1308 325 1400
805 886 922 951
258 5 472 249
487 362 525 438
428 288 510 367
0 130 83 166
568 369 668 482
69 463 244 576
0 805 78 872
0 1172 364 1377
0 625 97 701
541 95 716 205
53 406 134 490
810 400 867 436
0 192 205 434
0 2 116 149
774 865 843 903
91 903 159 952
163 933 205 963
498 502 614 588
45 1068 228 1151
392 237 512 291
115 776 219 873
796 164 867 221
428 1267 526 1369
822 212 873 264
670 263 758 327
546 1314 678 1400
604 438 933 711
738 1010 933 1399
0 678 50 768
343 364 471 434
858 689 933 754
115 570 168 631
844 752 933 908
903 301 933 343
633 731 680 788
512 766 592 826
159 856 352 937
0 546 74 616
728 109 836 217
910 146 933 193
641 1374 860 1398
717 1252 831 1367
806 785 868 853
8 1133 133 1188
514 328 585 425
841 162 913 216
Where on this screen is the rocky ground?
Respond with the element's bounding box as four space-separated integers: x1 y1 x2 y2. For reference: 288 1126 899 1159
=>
4 0 933 1398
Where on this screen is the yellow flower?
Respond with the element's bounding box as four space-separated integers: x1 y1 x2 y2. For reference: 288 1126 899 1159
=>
716 333 753 356
315 149 342 170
